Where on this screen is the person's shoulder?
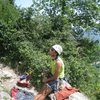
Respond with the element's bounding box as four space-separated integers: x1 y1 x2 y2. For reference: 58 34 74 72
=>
57 56 64 66
56 60 62 67
57 57 63 62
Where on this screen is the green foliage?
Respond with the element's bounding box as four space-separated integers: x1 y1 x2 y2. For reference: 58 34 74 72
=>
0 0 100 99
66 57 100 99
70 0 99 28
0 0 20 24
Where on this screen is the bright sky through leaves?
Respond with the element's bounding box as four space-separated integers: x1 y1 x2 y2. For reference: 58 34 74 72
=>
15 0 33 8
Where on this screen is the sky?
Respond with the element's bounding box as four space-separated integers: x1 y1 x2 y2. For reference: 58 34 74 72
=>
15 0 33 8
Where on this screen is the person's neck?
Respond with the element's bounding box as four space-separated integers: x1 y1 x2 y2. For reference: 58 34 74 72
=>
52 55 58 60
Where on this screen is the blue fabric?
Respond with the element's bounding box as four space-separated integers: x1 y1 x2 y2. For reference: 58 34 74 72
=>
16 90 34 100
20 75 27 80
47 79 58 92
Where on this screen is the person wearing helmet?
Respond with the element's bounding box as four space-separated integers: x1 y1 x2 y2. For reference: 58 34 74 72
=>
48 44 64 80
34 44 71 100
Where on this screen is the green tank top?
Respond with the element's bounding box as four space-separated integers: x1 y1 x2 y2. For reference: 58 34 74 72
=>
50 57 64 78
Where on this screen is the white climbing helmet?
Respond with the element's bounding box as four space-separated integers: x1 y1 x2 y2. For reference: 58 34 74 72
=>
52 44 63 55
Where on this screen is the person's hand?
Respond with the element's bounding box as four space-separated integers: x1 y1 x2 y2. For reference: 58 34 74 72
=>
42 78 47 83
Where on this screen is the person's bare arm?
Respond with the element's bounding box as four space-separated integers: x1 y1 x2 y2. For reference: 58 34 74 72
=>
43 61 62 83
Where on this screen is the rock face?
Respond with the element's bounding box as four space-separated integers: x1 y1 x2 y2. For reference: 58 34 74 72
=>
0 91 12 100
68 92 89 100
0 63 38 99
0 63 19 91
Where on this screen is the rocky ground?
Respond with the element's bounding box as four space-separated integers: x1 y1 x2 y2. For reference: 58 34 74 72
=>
0 63 89 100
0 63 38 99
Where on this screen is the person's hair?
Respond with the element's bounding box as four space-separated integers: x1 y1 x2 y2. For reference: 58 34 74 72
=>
55 51 59 59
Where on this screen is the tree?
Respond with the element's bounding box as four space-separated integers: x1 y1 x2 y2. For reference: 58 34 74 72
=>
0 0 19 24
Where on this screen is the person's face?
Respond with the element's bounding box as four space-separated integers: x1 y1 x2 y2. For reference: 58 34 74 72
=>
49 48 57 58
